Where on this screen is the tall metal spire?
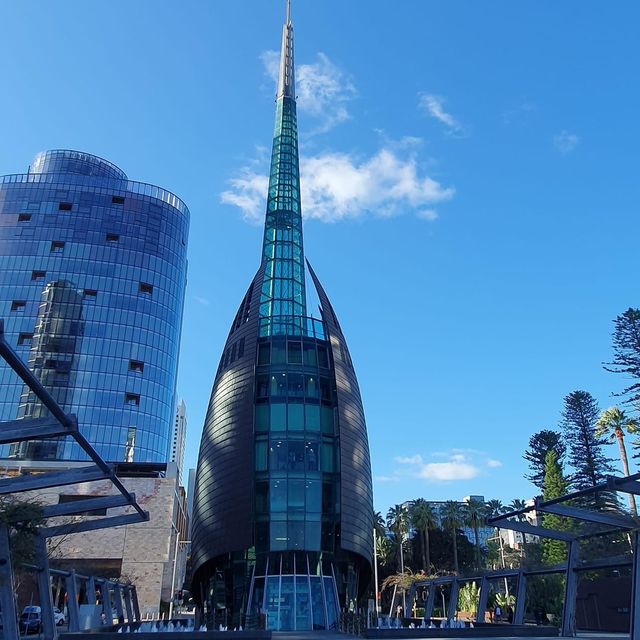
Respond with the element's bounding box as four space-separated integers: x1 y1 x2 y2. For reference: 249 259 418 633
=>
259 0 307 331
277 0 295 100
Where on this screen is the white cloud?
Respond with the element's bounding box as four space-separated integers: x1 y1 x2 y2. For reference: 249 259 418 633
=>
261 50 357 134
395 453 481 482
375 475 401 483
487 459 503 468
220 171 269 222
418 93 465 136
553 130 580 153
193 296 211 307
416 209 438 222
220 147 454 224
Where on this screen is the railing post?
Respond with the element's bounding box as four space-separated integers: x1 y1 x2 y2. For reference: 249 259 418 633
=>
514 569 527 625
131 585 141 621
123 585 134 623
476 576 489 624
66 570 81 631
561 542 578 637
630 531 640 640
114 582 125 622
0 523 19 640
424 583 436 622
34 533 56 640
448 579 460 624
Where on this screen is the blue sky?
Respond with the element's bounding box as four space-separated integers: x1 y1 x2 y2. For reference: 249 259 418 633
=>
1 1 639 513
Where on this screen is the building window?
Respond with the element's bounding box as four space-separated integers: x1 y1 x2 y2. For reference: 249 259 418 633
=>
106 233 120 242
83 289 98 299
129 360 144 373
139 282 153 295
17 333 33 346
18 213 32 222
11 301 26 312
58 202 72 211
124 393 140 406
31 270 46 281
50 241 65 253
112 195 125 205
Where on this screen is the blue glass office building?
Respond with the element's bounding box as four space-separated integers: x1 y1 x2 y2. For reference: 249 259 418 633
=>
191 4 373 630
0 150 189 463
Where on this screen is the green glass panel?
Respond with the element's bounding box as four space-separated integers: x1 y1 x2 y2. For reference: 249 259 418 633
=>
271 403 287 430
288 403 304 430
255 404 270 432
305 405 320 431
321 406 334 434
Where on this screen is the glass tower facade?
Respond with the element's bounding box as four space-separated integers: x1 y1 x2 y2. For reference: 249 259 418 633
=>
191 4 373 631
0 150 189 463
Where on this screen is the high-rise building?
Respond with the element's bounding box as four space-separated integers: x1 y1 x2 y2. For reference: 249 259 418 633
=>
0 149 189 463
191 4 373 630
172 399 188 483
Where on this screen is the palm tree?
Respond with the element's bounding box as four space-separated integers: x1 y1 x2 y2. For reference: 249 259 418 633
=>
509 498 528 554
387 504 409 569
374 510 387 539
596 407 640 516
463 498 487 570
440 501 463 573
485 499 506 520
410 499 437 573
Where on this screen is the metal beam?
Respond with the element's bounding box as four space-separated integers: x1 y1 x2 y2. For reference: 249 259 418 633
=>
514 570 526 625
41 511 148 538
35 534 57 640
114 583 125 623
41 493 136 519
0 416 77 444
491 518 575 542
123 585 134 623
66 570 80 632
475 577 489 624
0 523 19 640
447 579 460 624
613 477 640 497
0 464 109 494
538 502 637 529
631 531 640 640
132 586 141 622
424 583 436 621
561 541 579 637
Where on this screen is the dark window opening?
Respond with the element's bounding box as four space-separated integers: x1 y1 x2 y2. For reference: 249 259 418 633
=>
11 301 26 312
58 202 72 211
106 233 120 242
31 270 46 281
125 393 140 406
129 360 144 373
18 333 33 346
111 196 125 205
18 213 31 222
238 337 245 358
58 494 107 516
83 289 98 299
50 241 65 253
139 282 153 295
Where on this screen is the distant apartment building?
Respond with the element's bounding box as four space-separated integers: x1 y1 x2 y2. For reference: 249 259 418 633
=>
0 150 189 464
171 400 187 484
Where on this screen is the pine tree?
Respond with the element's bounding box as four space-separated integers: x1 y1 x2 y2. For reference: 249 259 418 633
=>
541 450 570 564
604 308 640 406
523 430 566 491
561 390 616 509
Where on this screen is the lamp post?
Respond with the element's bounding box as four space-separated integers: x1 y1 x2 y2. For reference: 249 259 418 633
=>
168 536 191 620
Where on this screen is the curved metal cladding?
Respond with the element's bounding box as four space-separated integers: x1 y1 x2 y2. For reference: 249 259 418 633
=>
191 266 265 590
0 150 189 463
308 263 374 576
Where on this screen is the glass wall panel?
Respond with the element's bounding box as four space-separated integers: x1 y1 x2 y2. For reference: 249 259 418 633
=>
296 576 311 630
265 576 281 628
310 577 326 630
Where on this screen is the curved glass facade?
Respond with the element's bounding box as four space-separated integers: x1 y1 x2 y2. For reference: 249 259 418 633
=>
0 150 189 463
191 6 373 631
